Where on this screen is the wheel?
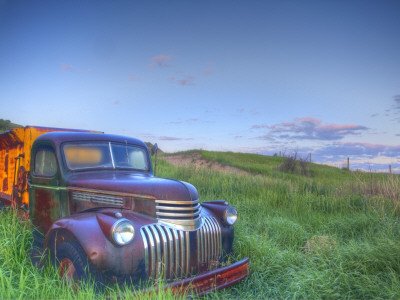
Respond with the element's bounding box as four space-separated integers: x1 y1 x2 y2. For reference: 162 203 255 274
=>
53 240 106 290
54 241 91 282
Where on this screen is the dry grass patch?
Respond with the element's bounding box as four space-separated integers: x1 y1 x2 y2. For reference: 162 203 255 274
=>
337 174 400 214
163 153 249 176
303 235 338 254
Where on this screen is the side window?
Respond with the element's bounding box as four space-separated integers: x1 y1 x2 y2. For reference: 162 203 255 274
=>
34 148 58 177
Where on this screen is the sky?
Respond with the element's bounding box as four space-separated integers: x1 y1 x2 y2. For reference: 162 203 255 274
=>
0 1 399 172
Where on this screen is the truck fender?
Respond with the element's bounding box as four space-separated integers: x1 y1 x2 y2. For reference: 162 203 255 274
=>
45 212 108 268
45 210 147 275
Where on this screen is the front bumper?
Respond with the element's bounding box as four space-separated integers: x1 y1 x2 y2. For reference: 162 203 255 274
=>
166 258 249 296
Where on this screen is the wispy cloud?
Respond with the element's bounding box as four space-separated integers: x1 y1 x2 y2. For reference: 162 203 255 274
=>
166 118 199 125
394 95 400 107
241 142 400 173
202 63 214 76
158 136 194 141
140 133 193 141
392 95 400 120
150 54 172 68
252 117 368 141
128 74 140 81
236 108 260 116
313 142 400 172
314 142 400 158
380 95 400 122
60 63 74 72
169 75 195 86
59 63 92 73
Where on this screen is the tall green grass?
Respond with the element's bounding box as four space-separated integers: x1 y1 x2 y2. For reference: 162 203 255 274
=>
158 151 400 299
0 208 184 299
1 150 399 299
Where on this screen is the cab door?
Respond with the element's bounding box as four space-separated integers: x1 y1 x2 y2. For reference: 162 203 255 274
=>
29 144 62 234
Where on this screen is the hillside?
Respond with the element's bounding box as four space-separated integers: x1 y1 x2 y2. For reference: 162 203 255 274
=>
161 150 400 298
0 150 399 299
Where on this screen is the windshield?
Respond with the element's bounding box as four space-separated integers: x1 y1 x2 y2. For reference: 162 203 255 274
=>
63 142 149 171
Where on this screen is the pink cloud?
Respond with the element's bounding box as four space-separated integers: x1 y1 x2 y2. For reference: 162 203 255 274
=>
60 63 74 72
169 75 195 86
253 117 368 141
128 74 140 81
150 54 172 68
202 64 214 76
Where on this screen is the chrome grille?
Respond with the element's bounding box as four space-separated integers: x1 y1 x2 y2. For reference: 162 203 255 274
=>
72 191 124 206
140 216 222 280
155 199 202 230
141 223 191 279
197 216 222 264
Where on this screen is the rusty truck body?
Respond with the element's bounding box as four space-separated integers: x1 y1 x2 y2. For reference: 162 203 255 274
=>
0 126 249 295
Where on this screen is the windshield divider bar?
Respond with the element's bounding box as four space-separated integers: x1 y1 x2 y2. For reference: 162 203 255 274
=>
109 142 116 169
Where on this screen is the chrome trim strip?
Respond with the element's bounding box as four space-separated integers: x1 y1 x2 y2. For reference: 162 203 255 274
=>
158 217 202 231
149 225 161 279
155 199 199 205
185 231 190 275
29 184 67 191
156 224 168 278
156 204 200 211
197 225 202 264
67 187 155 200
205 218 213 260
179 230 186 276
164 226 174 278
210 217 218 259
156 210 201 218
72 191 124 206
212 218 219 258
140 228 149 275
205 218 211 262
171 228 180 277
143 226 155 278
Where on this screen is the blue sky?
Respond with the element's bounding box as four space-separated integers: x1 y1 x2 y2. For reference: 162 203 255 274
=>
1 1 399 172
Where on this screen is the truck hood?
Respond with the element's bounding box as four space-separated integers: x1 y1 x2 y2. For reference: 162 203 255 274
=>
65 171 198 201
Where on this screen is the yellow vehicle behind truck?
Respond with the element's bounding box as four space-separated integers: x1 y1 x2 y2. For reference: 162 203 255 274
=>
0 126 57 209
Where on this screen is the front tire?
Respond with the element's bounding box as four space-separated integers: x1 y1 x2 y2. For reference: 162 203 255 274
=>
55 241 90 281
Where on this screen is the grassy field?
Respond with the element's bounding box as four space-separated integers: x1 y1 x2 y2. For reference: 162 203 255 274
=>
160 151 400 299
0 150 399 299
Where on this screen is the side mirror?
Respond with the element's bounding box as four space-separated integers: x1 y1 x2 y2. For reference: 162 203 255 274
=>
151 143 158 176
151 143 158 156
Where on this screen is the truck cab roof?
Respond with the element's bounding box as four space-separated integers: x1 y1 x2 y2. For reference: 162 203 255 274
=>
35 131 148 149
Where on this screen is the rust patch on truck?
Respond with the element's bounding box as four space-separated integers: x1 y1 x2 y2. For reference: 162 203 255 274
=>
34 189 56 233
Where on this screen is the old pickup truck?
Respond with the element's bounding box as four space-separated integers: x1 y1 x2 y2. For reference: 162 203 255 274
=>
0 126 249 295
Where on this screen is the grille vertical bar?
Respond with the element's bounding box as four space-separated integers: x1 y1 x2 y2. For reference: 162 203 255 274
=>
196 217 222 265
140 216 222 280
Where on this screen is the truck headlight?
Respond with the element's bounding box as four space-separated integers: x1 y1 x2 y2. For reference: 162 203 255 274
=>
224 206 237 225
111 219 135 245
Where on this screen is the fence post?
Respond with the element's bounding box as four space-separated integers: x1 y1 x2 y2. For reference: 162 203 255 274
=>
389 165 392 174
347 157 350 170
